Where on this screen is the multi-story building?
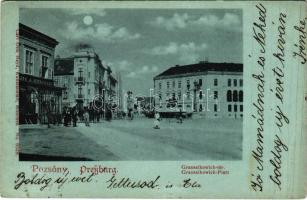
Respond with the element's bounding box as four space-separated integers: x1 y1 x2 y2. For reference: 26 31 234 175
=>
115 72 123 111
73 48 105 109
104 67 117 103
153 61 243 118
54 57 74 109
54 48 119 112
18 23 62 124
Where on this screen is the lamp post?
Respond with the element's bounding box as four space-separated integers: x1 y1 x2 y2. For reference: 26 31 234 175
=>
193 81 201 112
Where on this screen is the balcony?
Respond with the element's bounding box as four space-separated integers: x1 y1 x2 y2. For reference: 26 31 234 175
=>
74 76 85 85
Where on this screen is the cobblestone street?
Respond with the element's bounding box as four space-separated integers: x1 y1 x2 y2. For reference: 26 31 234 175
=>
19 118 242 161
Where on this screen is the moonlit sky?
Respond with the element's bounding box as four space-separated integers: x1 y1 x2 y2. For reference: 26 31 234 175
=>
20 8 242 95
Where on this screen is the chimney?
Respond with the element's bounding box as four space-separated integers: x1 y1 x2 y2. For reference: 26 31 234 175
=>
199 56 209 64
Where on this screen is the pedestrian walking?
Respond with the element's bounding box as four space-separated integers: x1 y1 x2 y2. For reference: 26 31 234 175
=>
105 103 112 121
96 110 100 123
84 108 90 127
78 109 84 122
72 107 78 127
46 108 52 128
127 91 134 120
177 109 183 123
67 108 71 126
154 111 160 129
63 107 68 127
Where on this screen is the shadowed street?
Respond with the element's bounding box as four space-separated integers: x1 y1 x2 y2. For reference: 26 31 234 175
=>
19 118 242 161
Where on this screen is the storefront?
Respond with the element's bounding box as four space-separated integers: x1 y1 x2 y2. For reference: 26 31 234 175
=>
19 73 63 124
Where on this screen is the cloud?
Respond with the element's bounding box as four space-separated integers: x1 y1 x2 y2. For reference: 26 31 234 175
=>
149 42 207 55
126 71 137 78
70 9 107 17
193 13 241 27
140 65 158 73
62 21 141 42
107 60 132 71
150 13 189 30
105 61 158 78
149 12 241 31
126 65 158 78
147 42 207 64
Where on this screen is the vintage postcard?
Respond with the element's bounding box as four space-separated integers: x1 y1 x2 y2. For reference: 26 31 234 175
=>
0 0 306 198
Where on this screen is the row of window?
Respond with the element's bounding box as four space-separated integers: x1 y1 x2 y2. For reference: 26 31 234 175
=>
24 49 52 78
228 79 243 87
160 90 220 101
78 88 93 96
228 104 243 112
159 90 243 103
180 104 243 113
158 78 243 90
227 90 243 102
78 68 92 78
161 102 243 113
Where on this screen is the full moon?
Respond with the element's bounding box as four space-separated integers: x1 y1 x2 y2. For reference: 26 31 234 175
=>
83 15 93 25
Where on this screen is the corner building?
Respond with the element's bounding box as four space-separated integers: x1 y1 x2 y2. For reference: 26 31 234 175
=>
18 23 62 124
54 48 119 111
153 62 243 118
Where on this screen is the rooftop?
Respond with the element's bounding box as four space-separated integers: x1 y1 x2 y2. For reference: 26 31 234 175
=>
54 58 74 76
154 62 243 79
19 23 59 48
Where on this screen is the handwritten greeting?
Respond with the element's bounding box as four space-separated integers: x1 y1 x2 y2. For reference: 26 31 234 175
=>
14 172 202 192
250 3 266 192
249 2 305 192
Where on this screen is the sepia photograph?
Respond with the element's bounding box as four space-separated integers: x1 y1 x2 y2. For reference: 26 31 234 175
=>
18 8 243 161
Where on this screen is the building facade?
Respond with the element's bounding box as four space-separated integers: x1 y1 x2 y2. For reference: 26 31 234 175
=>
18 23 62 124
153 62 243 118
54 57 74 109
72 48 104 109
54 48 119 112
115 72 123 111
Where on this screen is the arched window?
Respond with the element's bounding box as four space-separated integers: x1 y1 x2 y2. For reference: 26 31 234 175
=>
227 90 232 102
239 91 243 102
233 90 238 102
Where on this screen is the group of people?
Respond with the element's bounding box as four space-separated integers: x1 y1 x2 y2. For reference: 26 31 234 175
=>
62 107 88 127
61 104 116 127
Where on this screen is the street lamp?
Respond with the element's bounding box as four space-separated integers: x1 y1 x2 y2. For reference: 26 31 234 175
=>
193 81 201 112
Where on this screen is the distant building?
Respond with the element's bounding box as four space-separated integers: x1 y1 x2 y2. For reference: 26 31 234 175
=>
115 72 123 111
153 61 243 118
54 57 74 109
18 23 62 124
106 70 117 103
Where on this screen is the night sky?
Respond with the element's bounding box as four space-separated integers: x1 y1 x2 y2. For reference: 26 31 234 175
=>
20 8 242 95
